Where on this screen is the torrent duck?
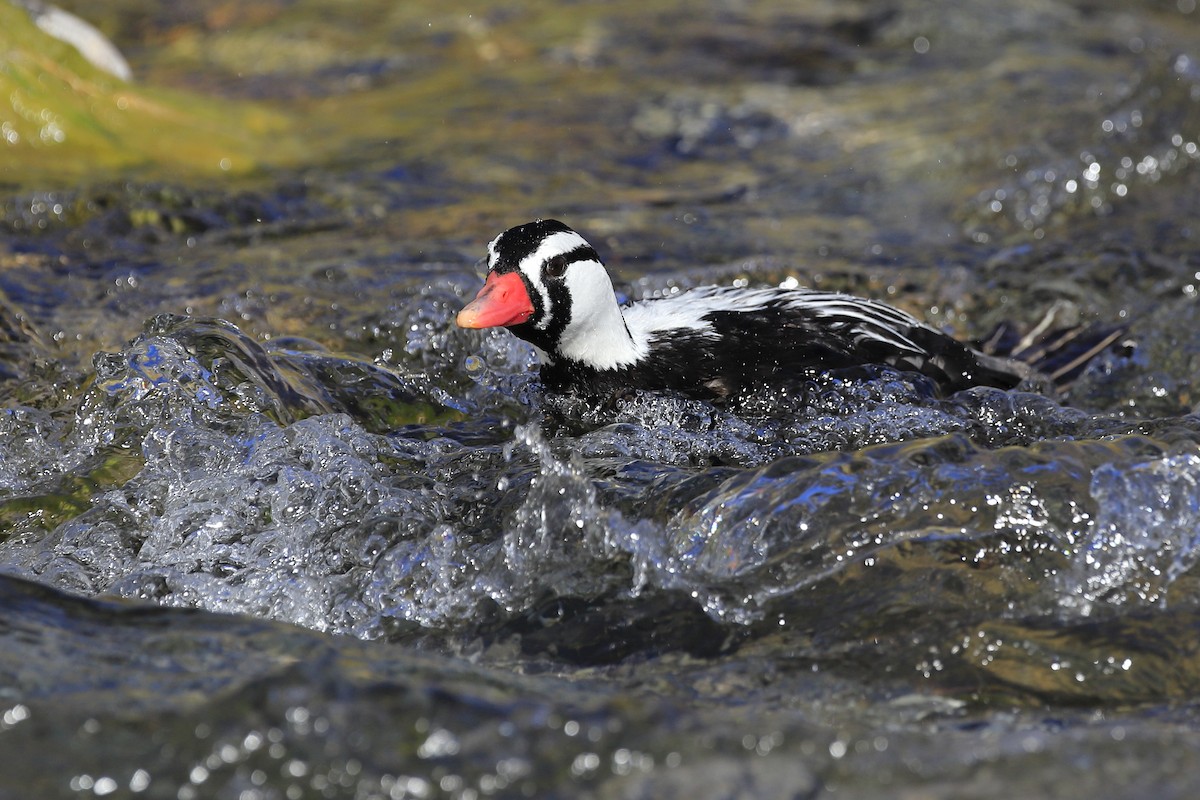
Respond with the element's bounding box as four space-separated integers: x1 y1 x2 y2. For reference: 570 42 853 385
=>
457 219 1120 402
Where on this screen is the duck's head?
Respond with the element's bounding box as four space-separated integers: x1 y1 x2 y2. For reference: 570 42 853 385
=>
457 220 631 363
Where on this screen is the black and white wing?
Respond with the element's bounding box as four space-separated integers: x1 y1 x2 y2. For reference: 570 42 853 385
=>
683 286 1031 393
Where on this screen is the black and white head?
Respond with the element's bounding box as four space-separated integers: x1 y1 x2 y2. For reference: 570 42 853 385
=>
457 219 640 367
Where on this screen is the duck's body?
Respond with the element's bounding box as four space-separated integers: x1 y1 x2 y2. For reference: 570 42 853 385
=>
524 283 1041 400
457 220 1116 403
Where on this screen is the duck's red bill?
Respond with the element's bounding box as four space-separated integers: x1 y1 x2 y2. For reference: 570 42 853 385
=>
456 271 535 328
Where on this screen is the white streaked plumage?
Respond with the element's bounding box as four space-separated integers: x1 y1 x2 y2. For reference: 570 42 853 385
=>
557 280 931 371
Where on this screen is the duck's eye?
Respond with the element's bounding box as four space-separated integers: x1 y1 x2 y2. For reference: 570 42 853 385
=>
545 255 569 279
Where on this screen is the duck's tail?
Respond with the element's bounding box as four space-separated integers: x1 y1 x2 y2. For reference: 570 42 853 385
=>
975 301 1132 391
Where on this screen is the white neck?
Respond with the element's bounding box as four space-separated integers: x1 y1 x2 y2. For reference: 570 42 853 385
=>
553 260 645 370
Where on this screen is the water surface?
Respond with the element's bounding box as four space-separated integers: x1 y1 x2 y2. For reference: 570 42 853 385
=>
3 0 1200 797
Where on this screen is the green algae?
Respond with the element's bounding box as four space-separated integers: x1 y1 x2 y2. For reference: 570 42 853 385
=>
0 2 296 186
0 445 145 540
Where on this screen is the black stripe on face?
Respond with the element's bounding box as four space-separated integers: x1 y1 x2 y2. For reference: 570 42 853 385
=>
533 245 603 354
519 270 547 329
509 269 573 355
544 244 601 279
537 278 573 350
489 219 575 273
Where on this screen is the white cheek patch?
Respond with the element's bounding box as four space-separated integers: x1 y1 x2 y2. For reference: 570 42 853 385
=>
562 260 623 317
553 259 647 369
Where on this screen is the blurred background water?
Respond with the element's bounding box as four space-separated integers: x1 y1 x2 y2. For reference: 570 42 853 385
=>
3 1 1200 797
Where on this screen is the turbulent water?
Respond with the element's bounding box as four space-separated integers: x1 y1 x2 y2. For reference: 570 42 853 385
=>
5 0 1200 798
